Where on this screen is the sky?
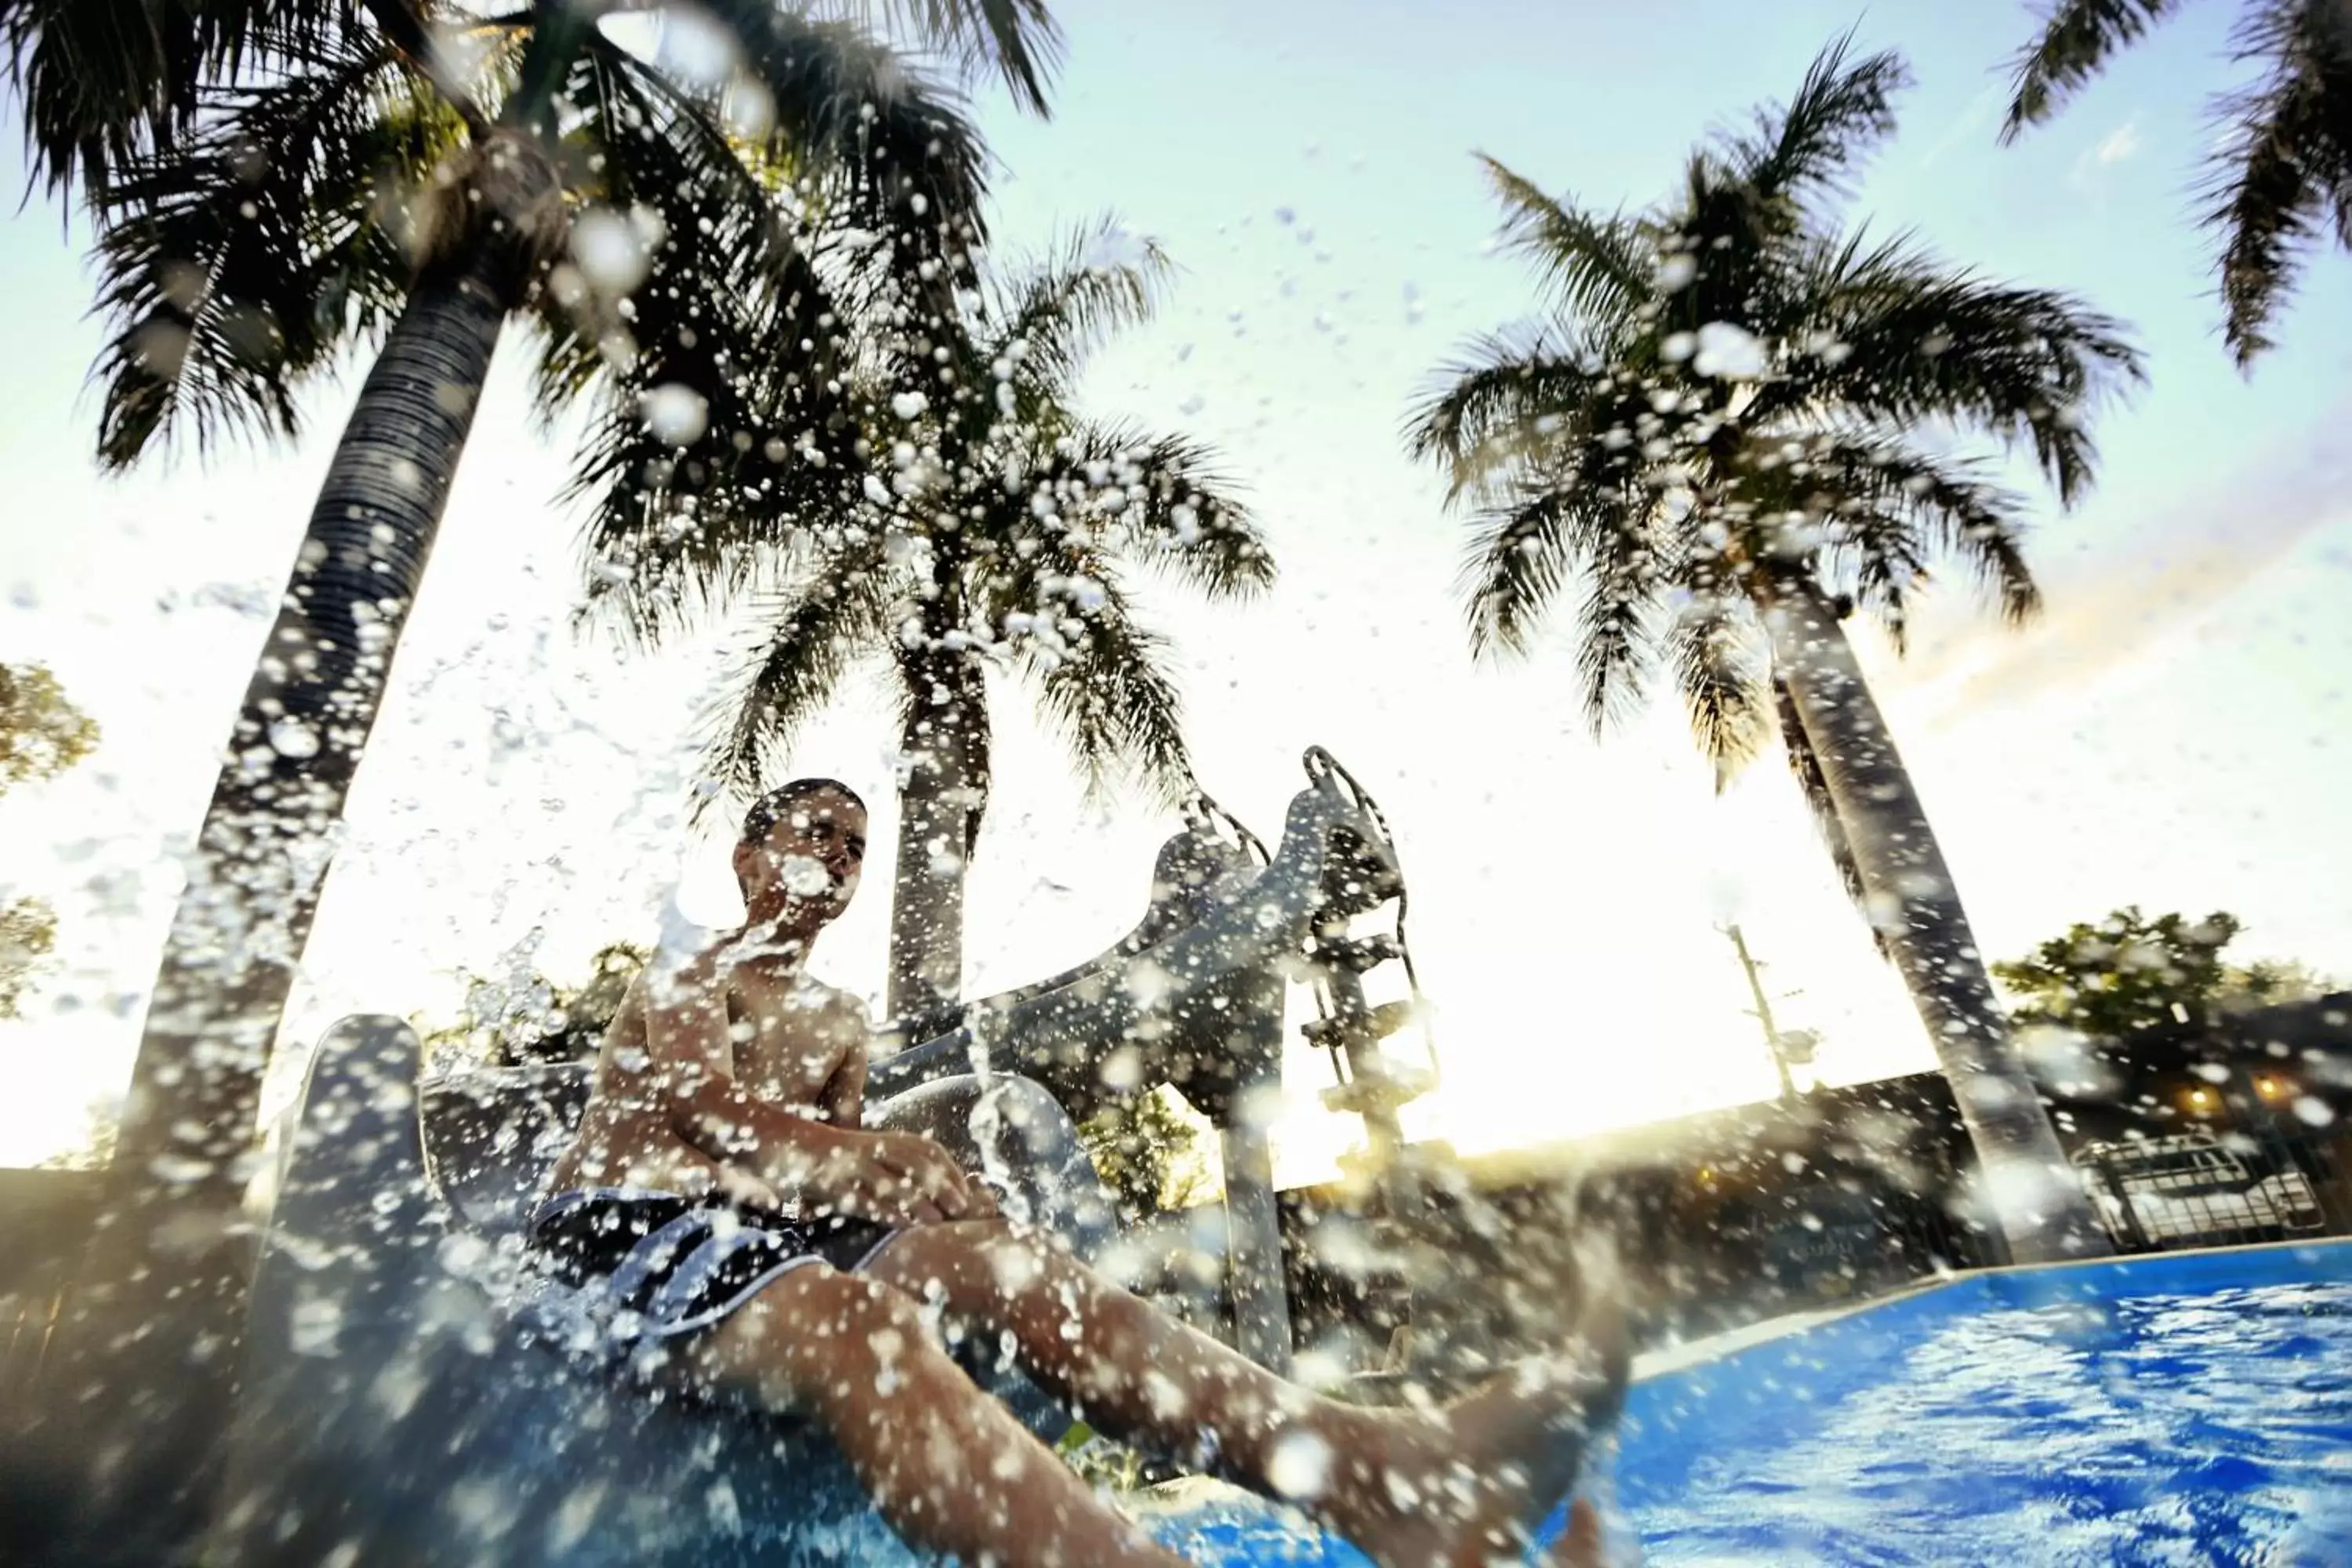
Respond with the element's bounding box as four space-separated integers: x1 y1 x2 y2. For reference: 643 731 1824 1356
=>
1 0 2348 1183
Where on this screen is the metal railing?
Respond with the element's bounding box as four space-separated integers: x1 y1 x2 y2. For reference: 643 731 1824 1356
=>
2079 1123 2349 1255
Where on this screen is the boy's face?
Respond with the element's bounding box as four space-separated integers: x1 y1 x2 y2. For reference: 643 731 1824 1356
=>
742 789 867 921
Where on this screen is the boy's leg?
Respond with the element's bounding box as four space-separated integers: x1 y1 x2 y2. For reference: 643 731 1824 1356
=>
866 1220 1628 1568
674 1262 1186 1568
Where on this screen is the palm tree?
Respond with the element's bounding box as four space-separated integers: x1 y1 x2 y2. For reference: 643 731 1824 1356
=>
572 216 1273 1019
1999 0 2352 366
1406 38 2143 1263
70 0 1044 1203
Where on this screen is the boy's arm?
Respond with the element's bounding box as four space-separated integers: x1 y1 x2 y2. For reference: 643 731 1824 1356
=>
640 957 980 1224
815 993 869 1132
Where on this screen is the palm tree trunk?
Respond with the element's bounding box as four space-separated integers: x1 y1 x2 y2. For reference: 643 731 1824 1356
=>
1758 574 2108 1265
887 647 990 1022
42 247 510 1562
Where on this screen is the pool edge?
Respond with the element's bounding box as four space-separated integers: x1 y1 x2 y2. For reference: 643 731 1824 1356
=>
1629 1232 2352 1383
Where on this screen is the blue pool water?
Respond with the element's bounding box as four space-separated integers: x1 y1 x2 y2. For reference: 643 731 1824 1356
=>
1617 1243 2352 1564
1161 1240 2352 1566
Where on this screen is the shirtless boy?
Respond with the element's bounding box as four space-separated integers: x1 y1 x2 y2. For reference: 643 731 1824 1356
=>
536 778 1628 1567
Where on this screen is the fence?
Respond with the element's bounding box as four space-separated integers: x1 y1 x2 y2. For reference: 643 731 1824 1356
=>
2078 1121 2350 1255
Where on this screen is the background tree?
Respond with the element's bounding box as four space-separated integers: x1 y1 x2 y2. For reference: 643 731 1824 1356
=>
1995 906 2337 1039
577 216 1272 1019
0 896 60 1022
0 661 100 1021
0 660 100 789
1079 1085 1213 1221
1998 0 2352 366
417 939 648 1069
1406 36 2142 1261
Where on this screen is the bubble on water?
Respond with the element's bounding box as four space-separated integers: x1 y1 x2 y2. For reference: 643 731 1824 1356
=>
267 717 321 758
1266 1430 1332 1498
641 383 709 447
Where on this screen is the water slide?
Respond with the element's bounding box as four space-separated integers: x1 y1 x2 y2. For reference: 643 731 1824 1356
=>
202 750 1434 1563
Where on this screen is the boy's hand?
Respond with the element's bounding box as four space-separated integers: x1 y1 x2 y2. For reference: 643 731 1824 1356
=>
815 1131 998 1226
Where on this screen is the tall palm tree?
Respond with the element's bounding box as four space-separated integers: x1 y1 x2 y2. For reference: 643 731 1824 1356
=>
73 0 1039 1201
572 216 1272 1019
1406 38 2143 1263
1999 0 2352 366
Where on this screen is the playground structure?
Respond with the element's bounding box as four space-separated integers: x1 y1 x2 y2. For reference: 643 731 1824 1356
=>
24 746 1446 1563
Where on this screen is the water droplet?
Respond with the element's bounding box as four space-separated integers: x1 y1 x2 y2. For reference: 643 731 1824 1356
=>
268 718 321 759
641 383 710 447
1266 1430 1331 1498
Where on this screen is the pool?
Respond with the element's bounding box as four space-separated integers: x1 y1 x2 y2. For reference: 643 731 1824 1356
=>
1155 1240 2352 1566
1611 1240 2352 1565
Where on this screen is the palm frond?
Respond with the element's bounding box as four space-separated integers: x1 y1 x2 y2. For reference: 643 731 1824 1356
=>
695 539 893 818
2201 2 2352 366
690 0 992 292
1459 485 1581 661
535 35 825 413
1793 435 2041 628
1474 154 1653 322
843 0 1062 116
1405 321 1628 497
980 214 1171 425
1014 554 1193 804
1668 584 1773 782
2 0 366 205
2000 0 2186 142
1762 229 2143 504
1726 32 1908 221
1570 506 1661 735
85 35 436 468
560 45 880 645
1047 421 1274 600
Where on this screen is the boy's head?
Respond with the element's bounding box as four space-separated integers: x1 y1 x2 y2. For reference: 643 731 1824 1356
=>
735 779 868 924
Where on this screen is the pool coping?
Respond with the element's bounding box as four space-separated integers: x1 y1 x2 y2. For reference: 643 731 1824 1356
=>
1628 1232 2352 1384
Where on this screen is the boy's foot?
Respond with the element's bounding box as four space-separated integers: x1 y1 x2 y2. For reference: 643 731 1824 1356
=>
1338 1291 1629 1568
